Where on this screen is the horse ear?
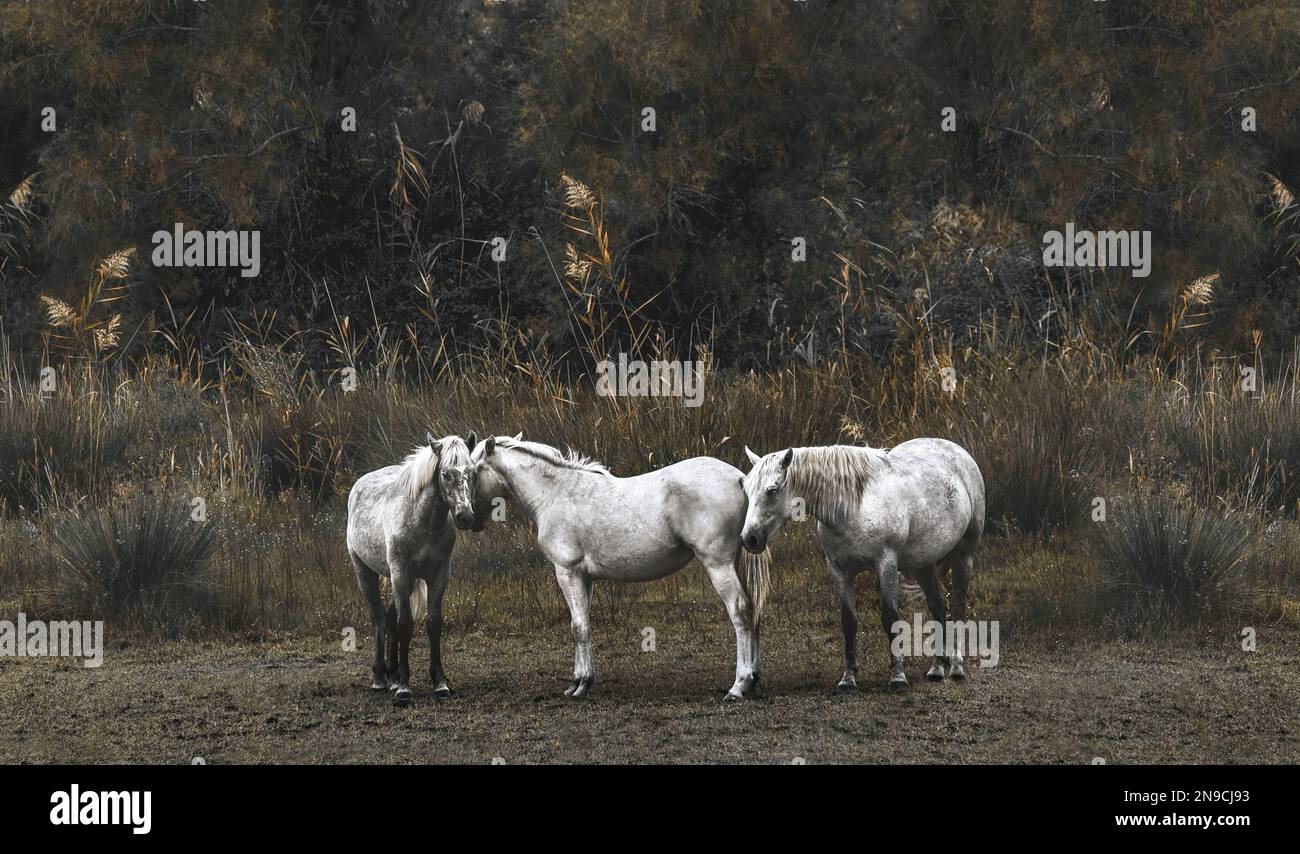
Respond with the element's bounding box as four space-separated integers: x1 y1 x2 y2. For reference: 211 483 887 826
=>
779 448 794 469
426 431 436 446
471 435 495 464
512 431 523 441
744 445 762 467
464 431 477 449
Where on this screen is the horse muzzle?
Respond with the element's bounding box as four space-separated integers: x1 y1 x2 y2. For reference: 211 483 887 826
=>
452 509 476 530
742 531 766 554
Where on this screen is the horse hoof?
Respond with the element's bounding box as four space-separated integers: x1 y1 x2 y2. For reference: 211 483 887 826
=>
434 688 452 701
722 691 744 703
888 679 908 693
834 681 858 694
925 670 945 682
950 670 967 682
370 681 388 692
393 688 413 706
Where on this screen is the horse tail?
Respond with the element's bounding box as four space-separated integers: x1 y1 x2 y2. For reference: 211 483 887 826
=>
410 578 428 625
899 577 923 609
735 545 771 628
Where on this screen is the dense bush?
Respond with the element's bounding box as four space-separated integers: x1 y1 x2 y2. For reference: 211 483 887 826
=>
0 383 134 514
46 490 216 629
1097 492 1253 625
1171 382 1300 515
954 373 1100 535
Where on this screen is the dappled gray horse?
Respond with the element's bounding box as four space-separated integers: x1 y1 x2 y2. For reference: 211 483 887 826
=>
346 433 480 705
467 435 771 700
741 440 984 690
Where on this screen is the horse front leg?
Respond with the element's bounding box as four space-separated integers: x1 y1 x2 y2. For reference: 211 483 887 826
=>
875 553 908 691
828 559 859 692
390 571 416 706
701 559 756 702
384 599 398 686
427 558 452 699
553 563 595 698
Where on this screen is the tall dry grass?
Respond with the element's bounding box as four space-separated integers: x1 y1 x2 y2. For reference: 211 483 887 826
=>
1 237 1298 642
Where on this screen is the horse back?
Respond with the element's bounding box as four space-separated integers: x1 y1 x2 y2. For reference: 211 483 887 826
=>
625 455 749 543
835 438 984 570
548 456 746 568
885 437 985 526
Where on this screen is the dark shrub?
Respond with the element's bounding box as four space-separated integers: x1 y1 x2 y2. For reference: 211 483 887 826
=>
0 389 132 515
956 373 1100 535
1096 492 1252 625
46 491 216 629
1172 390 1300 516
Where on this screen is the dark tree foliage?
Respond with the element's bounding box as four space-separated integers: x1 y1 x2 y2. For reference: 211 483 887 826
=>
1 0 1298 368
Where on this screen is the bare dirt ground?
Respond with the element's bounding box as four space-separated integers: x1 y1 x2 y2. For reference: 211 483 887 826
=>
3 616 1298 764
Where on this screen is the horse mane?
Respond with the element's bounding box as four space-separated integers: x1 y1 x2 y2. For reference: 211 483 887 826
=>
771 445 888 520
400 436 470 498
495 436 611 476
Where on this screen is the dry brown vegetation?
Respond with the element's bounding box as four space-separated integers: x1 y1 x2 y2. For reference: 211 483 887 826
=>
1 1 1300 763
1 244 1298 645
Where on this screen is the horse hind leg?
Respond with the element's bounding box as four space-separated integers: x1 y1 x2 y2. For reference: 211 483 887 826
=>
915 563 949 681
352 552 389 691
948 548 975 681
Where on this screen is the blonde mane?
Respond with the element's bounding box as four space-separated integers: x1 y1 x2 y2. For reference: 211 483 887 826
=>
400 436 470 498
759 444 888 520
495 436 611 475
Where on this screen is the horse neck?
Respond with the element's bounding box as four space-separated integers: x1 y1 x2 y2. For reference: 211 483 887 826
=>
412 481 449 528
489 447 587 521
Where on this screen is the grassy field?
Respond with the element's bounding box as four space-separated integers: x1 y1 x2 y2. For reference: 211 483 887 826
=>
3 257 1300 764
2 514 1299 764
5 2 1300 766
3 614 1297 764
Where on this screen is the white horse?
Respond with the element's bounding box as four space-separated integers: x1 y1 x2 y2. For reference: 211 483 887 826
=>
467 435 771 700
346 432 481 705
740 439 984 691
